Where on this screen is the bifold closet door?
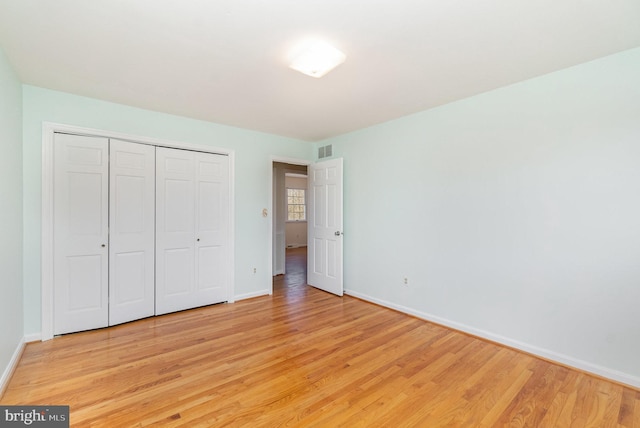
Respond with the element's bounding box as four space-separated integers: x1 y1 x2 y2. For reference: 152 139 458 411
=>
155 147 230 315
53 134 109 335
108 140 156 325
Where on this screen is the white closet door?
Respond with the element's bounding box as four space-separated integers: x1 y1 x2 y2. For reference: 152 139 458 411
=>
53 134 109 335
194 151 230 304
156 147 229 315
156 147 195 315
109 140 156 325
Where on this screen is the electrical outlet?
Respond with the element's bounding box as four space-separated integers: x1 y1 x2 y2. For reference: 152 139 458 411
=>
253 268 257 274
403 277 408 285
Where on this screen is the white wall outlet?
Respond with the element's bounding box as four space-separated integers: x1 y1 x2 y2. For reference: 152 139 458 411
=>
253 267 257 274
403 277 408 285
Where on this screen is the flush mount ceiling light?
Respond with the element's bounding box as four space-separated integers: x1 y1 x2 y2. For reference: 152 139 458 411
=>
288 39 346 78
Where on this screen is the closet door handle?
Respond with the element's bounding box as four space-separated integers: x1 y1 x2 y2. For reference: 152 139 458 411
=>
101 244 106 247
196 238 200 242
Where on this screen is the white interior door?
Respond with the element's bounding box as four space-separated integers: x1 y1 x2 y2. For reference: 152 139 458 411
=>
307 158 343 296
53 133 109 334
156 147 230 315
109 140 156 325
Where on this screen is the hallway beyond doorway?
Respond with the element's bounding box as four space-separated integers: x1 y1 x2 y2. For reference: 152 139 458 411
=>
273 246 307 291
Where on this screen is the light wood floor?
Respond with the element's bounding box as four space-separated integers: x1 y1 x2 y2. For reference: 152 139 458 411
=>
2 247 639 427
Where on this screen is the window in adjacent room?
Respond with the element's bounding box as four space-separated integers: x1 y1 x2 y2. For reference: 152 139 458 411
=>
287 188 306 221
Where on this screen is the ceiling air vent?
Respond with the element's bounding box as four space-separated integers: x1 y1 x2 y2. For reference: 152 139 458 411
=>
318 144 333 159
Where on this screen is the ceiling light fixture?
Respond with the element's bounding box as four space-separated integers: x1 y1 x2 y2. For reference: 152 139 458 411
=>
288 39 346 78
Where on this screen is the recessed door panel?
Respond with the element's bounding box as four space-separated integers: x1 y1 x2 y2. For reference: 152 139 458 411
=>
165 157 191 174
313 184 325 228
66 145 103 165
326 240 338 279
327 183 338 228
67 255 103 310
197 246 223 291
198 158 222 177
113 252 146 303
198 182 221 232
312 238 324 275
114 150 146 169
165 179 193 233
164 248 193 295
114 176 145 234
67 173 104 236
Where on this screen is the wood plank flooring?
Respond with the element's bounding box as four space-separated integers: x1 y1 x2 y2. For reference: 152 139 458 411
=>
2 247 639 427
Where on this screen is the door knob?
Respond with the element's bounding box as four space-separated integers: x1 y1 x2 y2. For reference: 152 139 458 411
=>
335 231 343 236
197 238 200 242
101 244 106 247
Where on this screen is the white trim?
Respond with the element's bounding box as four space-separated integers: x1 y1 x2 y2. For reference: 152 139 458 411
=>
269 156 312 295
345 288 640 390
272 156 312 166
227 151 236 304
43 122 233 154
41 122 236 340
234 290 271 301
23 333 42 343
0 338 25 399
41 125 55 341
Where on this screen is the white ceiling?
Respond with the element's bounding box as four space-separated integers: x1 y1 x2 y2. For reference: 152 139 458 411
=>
1 1 639 141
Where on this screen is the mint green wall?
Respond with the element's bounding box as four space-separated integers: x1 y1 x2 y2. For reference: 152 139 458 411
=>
22 86 313 335
322 47 640 386
0 49 23 381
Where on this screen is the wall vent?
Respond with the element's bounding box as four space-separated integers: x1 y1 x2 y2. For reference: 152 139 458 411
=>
318 144 333 159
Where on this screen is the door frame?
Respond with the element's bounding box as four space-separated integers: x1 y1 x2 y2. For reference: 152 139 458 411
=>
269 156 311 295
41 122 235 341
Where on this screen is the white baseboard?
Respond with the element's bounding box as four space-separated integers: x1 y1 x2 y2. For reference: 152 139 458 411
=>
234 289 271 301
0 338 26 399
344 288 640 390
24 333 42 343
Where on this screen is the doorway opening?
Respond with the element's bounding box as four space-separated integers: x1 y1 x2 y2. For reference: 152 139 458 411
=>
272 161 309 292
273 246 307 295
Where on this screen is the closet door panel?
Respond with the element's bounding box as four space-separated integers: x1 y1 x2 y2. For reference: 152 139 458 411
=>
53 134 109 335
195 153 229 302
109 140 156 325
156 148 196 314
